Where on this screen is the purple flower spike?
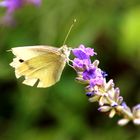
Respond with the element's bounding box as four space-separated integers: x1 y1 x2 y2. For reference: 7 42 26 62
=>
72 44 104 87
72 44 140 126
0 0 41 26
0 0 22 13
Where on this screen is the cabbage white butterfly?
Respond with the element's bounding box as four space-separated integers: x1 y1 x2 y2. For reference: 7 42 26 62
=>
10 19 76 88
10 45 71 88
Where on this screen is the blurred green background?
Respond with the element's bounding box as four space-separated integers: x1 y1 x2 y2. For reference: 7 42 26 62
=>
0 0 140 140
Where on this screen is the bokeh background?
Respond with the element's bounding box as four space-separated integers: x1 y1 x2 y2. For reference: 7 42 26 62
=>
0 0 140 140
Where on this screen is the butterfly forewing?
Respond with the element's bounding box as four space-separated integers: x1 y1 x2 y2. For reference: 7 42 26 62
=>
10 46 67 88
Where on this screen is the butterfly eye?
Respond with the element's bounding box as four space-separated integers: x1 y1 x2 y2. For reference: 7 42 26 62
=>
19 59 24 63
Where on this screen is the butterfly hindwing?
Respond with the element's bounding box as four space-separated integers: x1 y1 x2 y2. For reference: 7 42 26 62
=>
10 46 66 88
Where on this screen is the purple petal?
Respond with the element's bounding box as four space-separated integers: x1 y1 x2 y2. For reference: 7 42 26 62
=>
73 58 91 69
133 104 140 112
72 44 96 59
72 49 89 59
86 91 95 97
83 68 96 80
101 71 108 78
121 102 127 108
90 77 104 87
4 0 22 13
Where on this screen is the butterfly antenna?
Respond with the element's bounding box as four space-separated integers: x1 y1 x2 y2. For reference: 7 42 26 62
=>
63 19 76 45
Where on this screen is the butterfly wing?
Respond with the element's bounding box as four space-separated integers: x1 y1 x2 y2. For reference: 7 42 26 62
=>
10 46 66 88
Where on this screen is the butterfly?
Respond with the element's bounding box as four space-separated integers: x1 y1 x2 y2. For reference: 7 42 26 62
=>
10 45 71 88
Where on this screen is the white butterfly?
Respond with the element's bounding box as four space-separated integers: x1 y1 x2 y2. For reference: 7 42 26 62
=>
10 45 71 88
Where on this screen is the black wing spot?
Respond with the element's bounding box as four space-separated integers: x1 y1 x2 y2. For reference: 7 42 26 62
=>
19 59 24 63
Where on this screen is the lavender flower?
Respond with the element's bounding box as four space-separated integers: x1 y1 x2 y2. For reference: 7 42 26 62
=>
71 44 140 126
72 44 96 59
0 0 41 25
72 44 96 70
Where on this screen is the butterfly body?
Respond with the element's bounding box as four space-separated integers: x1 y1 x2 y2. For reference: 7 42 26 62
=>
10 45 71 88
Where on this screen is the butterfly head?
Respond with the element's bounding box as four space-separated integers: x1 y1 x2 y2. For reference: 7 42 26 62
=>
60 45 71 61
